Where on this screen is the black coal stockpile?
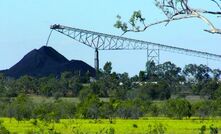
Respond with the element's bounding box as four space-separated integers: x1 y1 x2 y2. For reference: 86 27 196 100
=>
1 46 96 78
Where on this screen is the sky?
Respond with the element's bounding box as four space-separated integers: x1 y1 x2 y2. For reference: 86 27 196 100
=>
0 0 220 76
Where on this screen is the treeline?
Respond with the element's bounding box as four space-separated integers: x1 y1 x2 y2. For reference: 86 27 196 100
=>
0 61 221 120
0 94 221 122
1 61 221 99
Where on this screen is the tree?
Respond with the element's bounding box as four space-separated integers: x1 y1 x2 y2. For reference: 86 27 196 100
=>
213 85 221 99
33 102 55 122
103 62 112 75
39 76 61 97
116 99 144 119
0 74 6 97
192 100 219 117
91 74 119 98
157 61 183 84
99 102 115 123
146 61 158 81
212 69 221 80
183 64 211 83
10 94 34 122
115 0 221 35
51 100 76 121
183 64 212 94
200 80 219 99
139 71 146 82
164 99 192 119
77 94 101 119
16 75 37 94
117 72 131 89
60 72 83 97
78 86 93 102
3 78 19 97
134 82 171 100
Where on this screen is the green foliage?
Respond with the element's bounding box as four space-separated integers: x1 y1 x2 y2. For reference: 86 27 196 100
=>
0 120 10 134
9 94 34 121
78 87 93 102
1 118 221 133
133 82 171 100
146 123 167 134
199 125 206 134
0 62 220 101
200 80 219 99
139 71 146 82
210 124 218 134
15 75 37 94
108 127 115 134
192 100 221 117
212 85 221 100
164 99 192 119
183 64 211 83
33 100 76 123
114 15 128 32
148 104 161 117
116 99 144 119
77 94 101 119
99 102 115 123
114 10 145 32
133 124 138 128
157 62 183 85
1 62 221 121
103 62 112 75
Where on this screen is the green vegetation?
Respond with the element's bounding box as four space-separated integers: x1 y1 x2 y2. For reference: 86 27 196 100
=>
0 61 221 133
1 61 221 100
0 118 221 134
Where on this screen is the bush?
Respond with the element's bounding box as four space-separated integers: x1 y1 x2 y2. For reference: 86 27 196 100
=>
116 99 144 119
164 99 192 119
0 120 10 134
199 125 206 134
210 124 218 134
133 124 138 128
77 94 101 119
146 123 167 134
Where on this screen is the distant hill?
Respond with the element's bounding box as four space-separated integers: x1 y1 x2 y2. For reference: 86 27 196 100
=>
1 46 96 78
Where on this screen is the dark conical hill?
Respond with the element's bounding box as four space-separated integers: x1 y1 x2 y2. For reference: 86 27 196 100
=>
1 46 95 78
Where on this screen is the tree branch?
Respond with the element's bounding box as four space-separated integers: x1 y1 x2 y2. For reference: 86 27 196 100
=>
211 0 221 10
115 0 221 35
121 15 196 36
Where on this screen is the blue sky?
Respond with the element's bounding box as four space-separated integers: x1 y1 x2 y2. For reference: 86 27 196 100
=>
0 0 220 76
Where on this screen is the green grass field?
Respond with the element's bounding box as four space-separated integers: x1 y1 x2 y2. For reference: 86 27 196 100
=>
1 117 221 134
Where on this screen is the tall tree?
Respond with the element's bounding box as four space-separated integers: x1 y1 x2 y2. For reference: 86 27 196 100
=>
103 62 112 75
183 64 211 82
157 61 183 84
16 75 37 94
146 61 158 81
0 74 6 96
212 69 221 80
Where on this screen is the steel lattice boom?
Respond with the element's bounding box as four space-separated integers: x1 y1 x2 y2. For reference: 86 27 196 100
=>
49 24 221 70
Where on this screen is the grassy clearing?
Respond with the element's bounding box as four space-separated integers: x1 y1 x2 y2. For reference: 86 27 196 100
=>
1 117 221 134
29 95 110 104
28 95 201 104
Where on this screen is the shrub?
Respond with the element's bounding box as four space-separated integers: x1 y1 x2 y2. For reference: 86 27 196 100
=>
146 123 167 134
164 99 192 119
199 125 206 134
210 124 218 134
133 124 138 128
0 120 10 134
